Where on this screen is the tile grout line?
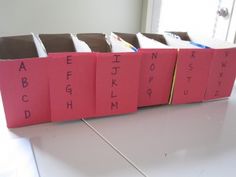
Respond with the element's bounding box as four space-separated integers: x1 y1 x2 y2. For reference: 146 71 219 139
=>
82 119 148 177
29 139 41 177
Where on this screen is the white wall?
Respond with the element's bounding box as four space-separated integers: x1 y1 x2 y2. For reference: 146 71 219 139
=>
0 0 143 36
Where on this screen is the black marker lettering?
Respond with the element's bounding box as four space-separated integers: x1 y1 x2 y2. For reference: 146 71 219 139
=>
66 84 72 95
215 90 220 97
19 62 27 72
67 71 72 80
24 110 31 119
188 63 193 71
112 79 118 87
111 101 119 110
67 56 72 64
148 76 154 83
191 51 196 58
225 51 229 57
22 95 29 102
21 77 29 88
149 63 156 71
67 100 73 109
219 72 224 78
152 52 158 59
221 61 227 68
187 76 192 83
112 55 121 63
111 90 117 98
184 90 189 95
147 88 152 97
111 66 120 75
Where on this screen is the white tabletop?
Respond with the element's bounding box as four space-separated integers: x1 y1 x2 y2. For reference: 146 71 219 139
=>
1 85 236 177
86 86 236 177
0 100 143 177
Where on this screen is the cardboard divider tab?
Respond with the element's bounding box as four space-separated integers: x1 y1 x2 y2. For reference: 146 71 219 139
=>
142 33 168 45
168 31 236 101
95 52 140 116
204 48 236 100
138 49 177 107
76 33 110 52
0 58 51 128
171 49 213 104
0 35 38 59
47 53 96 122
39 34 76 53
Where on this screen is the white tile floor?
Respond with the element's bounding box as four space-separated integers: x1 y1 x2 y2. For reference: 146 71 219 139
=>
1 85 236 177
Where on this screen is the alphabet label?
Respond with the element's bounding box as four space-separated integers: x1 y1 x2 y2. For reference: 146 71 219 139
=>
111 101 119 110
110 55 121 111
19 62 27 72
19 62 31 119
24 110 31 119
22 95 29 102
65 56 73 109
21 77 29 88
145 52 158 98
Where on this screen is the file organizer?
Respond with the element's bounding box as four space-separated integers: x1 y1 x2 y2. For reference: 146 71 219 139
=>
204 48 236 100
40 33 140 121
76 33 140 117
170 32 236 101
95 52 140 116
47 52 96 121
170 48 213 104
0 35 51 128
0 32 235 128
115 33 177 107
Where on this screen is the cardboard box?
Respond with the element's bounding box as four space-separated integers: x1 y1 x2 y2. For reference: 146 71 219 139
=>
168 32 236 103
0 35 51 127
116 33 177 106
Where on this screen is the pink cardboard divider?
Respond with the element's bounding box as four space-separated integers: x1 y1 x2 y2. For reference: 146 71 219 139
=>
48 53 96 122
138 49 177 107
95 52 140 116
0 58 51 128
204 48 236 100
171 49 213 104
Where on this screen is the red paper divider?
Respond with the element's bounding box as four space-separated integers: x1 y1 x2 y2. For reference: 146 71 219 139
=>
171 49 213 104
204 48 236 100
138 49 177 107
95 52 140 116
0 58 51 128
48 53 96 122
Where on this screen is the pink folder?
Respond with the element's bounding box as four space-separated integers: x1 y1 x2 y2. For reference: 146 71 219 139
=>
204 48 236 100
95 52 140 116
48 53 96 122
0 58 51 128
171 49 213 104
138 49 177 107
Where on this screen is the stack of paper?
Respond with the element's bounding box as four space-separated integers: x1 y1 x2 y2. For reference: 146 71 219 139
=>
136 32 169 48
107 32 137 52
